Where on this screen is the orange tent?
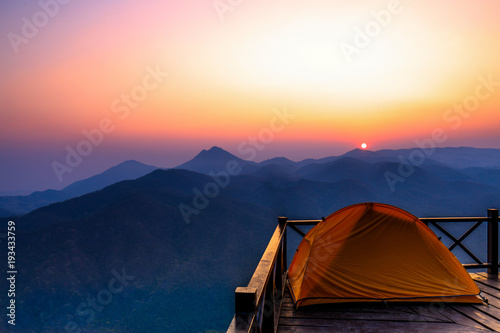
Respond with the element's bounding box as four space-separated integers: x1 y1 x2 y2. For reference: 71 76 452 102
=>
287 203 483 307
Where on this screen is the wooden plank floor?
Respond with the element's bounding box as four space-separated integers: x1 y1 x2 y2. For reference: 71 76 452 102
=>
278 272 500 332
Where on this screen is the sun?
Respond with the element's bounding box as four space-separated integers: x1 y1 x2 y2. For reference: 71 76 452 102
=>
361 143 367 149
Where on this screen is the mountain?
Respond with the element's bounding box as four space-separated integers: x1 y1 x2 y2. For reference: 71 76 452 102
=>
175 146 257 174
7 169 275 332
0 160 158 217
259 156 297 168
174 146 500 181
340 148 381 160
3 146 500 332
339 147 500 169
425 147 500 169
296 157 386 185
0 189 71 217
296 156 472 187
418 163 474 182
62 160 159 195
0 206 13 216
0 189 32 196
293 156 500 216
462 167 500 187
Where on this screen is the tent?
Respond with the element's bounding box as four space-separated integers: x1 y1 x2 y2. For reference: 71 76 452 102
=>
287 202 483 307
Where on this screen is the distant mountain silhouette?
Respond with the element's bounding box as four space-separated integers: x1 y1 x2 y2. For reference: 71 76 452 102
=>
259 156 297 167
63 160 159 195
4 146 500 332
340 148 378 158
296 157 383 184
0 160 158 216
291 155 500 216
462 167 500 187
339 147 500 169
6 146 498 219
10 169 275 332
175 146 257 174
0 189 32 196
425 147 500 168
296 156 468 188
0 189 71 217
0 206 13 216
418 163 474 182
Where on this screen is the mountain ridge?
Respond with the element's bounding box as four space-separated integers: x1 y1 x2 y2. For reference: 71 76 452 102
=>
5 146 500 332
0 160 159 217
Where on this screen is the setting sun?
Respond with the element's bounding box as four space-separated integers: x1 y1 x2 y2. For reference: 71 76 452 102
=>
2 0 500 192
361 143 368 149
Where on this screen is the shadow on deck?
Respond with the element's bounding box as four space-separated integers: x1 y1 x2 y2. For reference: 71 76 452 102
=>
278 273 500 332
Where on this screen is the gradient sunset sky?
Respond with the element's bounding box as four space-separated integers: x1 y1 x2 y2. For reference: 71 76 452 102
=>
1 0 500 192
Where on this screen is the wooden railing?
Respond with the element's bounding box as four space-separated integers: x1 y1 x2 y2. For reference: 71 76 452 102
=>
420 209 498 273
226 208 499 333
226 217 288 333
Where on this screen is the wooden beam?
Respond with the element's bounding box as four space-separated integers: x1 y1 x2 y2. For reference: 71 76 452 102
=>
289 224 306 238
246 224 285 302
463 264 491 269
420 217 489 223
235 287 257 314
287 220 321 226
449 221 483 252
487 209 499 276
431 222 483 264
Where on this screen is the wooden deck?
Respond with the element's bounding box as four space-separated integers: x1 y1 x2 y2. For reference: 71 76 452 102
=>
227 213 499 333
278 273 500 332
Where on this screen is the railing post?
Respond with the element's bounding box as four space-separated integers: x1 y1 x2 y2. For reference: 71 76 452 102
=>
275 246 283 292
261 217 287 333
278 217 288 284
487 209 499 276
262 281 274 332
235 287 256 330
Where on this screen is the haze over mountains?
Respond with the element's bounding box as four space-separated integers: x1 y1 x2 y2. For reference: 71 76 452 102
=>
3 146 500 218
0 160 158 216
173 146 500 217
2 146 500 332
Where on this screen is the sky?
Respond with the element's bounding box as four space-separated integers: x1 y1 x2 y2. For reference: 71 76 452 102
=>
1 0 500 193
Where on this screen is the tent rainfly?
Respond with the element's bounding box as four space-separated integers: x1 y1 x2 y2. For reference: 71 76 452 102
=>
287 202 484 307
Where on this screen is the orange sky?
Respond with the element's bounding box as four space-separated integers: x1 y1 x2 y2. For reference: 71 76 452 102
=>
1 0 500 191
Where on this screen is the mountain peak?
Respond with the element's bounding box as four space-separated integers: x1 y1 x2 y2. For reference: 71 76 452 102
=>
342 148 374 157
260 157 295 165
207 146 225 152
115 159 144 167
62 160 158 194
199 146 233 157
176 146 251 174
